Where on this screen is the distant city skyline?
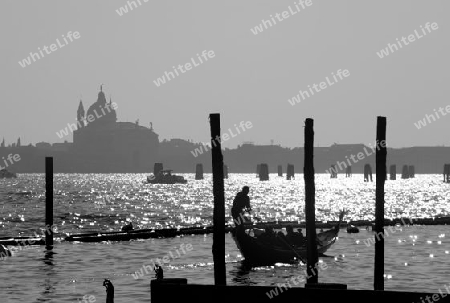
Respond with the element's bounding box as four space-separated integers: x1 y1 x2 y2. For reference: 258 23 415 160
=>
2 1 449 149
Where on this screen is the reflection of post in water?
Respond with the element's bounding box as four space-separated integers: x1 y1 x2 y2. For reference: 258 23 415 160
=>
230 261 252 284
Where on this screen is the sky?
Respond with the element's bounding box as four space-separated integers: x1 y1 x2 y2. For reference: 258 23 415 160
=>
1 0 449 149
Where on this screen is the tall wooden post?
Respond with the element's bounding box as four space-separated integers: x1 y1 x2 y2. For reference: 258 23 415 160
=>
278 165 283 177
409 165 415 178
389 165 396 180
45 157 53 249
374 116 386 291
259 164 269 181
195 164 204 180
223 165 229 179
304 118 318 284
401 165 409 179
209 114 226 286
287 164 295 180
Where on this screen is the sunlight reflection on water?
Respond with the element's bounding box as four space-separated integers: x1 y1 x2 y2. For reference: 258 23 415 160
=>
1 174 450 302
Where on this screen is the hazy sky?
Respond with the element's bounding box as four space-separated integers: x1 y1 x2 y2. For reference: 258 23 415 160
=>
1 0 449 149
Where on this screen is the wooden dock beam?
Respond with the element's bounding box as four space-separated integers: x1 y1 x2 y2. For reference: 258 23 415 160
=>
45 157 53 249
374 116 386 291
209 113 226 286
150 282 436 303
304 118 318 284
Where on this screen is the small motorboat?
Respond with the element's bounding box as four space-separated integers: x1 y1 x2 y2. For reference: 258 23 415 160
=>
146 170 187 184
0 169 17 179
232 211 344 266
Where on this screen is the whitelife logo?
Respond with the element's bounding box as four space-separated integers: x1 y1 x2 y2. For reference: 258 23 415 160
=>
18 31 81 68
56 102 118 139
250 0 313 35
153 50 215 87
287 69 350 106
190 121 253 157
376 22 439 59
115 0 150 16
414 105 450 130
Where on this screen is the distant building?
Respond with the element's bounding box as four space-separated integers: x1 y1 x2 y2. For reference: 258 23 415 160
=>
72 86 159 172
36 142 52 150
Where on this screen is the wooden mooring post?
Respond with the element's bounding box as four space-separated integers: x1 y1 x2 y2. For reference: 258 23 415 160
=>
374 116 386 291
259 163 269 181
45 157 53 249
278 165 283 177
444 164 450 183
364 164 372 182
330 165 338 178
286 164 295 180
209 114 226 285
401 165 409 179
195 164 204 180
223 165 229 179
304 118 318 284
345 166 352 177
389 165 396 180
408 165 415 178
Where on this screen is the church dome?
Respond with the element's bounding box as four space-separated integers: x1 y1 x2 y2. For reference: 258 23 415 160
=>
85 86 117 126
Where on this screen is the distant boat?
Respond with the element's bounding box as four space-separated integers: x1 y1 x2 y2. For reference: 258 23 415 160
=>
146 170 187 184
0 169 17 179
232 221 341 266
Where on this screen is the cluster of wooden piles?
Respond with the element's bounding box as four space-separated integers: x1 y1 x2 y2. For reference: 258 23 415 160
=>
150 114 437 303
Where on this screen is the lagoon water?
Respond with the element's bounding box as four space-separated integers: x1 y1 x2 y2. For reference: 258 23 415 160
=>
1 174 450 302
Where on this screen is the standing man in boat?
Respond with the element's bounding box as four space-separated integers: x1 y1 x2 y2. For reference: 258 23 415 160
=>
231 186 252 225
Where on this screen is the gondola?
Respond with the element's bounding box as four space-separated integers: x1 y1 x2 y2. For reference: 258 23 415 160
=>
232 212 344 266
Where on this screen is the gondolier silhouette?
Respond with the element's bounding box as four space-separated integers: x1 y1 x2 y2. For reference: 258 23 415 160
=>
231 186 252 224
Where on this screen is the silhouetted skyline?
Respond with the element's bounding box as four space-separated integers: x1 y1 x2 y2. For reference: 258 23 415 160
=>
2 1 449 149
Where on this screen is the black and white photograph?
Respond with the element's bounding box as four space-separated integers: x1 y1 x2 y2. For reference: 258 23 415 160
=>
1 1 450 302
